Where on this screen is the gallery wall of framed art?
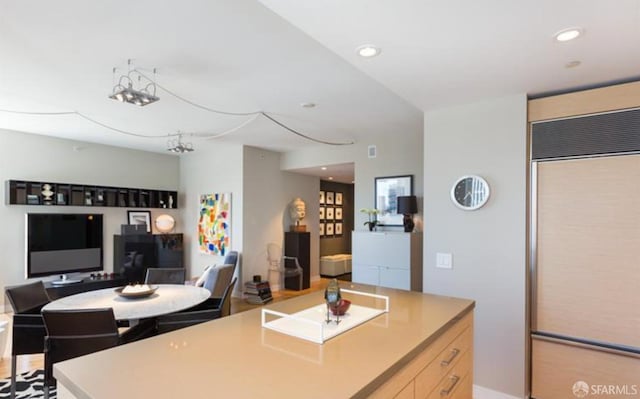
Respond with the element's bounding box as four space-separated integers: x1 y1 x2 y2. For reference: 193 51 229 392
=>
319 180 354 257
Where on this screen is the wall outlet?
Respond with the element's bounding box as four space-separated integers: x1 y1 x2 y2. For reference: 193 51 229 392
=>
436 252 453 269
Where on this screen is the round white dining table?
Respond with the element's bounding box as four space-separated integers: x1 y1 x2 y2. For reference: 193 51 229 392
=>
41 284 211 321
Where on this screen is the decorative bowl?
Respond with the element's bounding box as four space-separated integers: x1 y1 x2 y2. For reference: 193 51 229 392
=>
114 285 158 299
330 299 351 316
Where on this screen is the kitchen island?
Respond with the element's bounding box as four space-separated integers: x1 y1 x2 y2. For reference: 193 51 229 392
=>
54 283 474 399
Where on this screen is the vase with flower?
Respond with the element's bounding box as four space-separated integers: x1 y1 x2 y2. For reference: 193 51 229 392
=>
360 208 381 231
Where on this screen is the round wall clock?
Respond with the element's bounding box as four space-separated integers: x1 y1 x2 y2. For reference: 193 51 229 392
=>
450 175 490 211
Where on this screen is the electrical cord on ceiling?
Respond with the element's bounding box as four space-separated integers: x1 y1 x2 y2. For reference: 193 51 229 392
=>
134 69 355 146
0 108 178 138
134 70 261 117
203 113 260 139
1 70 355 145
0 108 254 139
0 105 354 146
259 112 351 146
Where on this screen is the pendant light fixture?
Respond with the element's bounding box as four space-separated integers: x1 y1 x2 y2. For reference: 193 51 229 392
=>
109 60 159 106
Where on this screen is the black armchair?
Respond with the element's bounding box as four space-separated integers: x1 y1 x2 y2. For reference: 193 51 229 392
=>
41 308 129 399
156 278 237 334
144 268 186 285
5 281 50 399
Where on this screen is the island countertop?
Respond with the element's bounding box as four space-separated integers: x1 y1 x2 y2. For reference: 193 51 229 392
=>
54 282 474 399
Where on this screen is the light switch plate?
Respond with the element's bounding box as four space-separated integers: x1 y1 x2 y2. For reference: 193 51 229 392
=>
436 252 453 269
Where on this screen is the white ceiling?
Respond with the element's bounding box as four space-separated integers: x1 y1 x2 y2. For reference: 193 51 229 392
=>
1 1 638 156
259 0 640 110
0 0 421 153
289 162 355 184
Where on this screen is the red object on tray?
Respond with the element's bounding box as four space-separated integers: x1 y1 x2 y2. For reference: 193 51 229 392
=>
329 299 351 316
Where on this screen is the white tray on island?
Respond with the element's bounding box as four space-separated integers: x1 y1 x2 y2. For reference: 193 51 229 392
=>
261 289 389 344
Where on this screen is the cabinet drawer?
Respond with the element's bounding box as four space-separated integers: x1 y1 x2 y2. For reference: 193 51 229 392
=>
415 327 472 399
394 380 415 399
379 267 411 290
450 374 472 399
353 264 379 286
353 232 410 266
369 312 473 399
532 337 640 399
425 349 472 399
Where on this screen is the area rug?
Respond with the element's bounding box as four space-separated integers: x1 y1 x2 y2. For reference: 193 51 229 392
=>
0 369 56 399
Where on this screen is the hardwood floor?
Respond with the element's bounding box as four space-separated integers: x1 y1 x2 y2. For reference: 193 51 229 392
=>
0 279 327 379
231 278 326 313
0 313 44 379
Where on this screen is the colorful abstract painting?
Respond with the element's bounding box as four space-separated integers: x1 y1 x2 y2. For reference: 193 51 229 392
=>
198 193 231 255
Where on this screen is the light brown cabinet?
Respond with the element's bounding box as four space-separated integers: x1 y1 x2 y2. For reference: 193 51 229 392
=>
532 338 640 399
370 311 473 399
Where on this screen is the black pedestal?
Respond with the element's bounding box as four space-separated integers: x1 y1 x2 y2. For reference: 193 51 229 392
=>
284 232 310 290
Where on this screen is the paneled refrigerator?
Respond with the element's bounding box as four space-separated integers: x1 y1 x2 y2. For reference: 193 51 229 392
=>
530 111 640 398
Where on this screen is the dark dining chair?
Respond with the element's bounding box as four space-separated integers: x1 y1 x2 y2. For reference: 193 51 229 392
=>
156 278 237 334
5 281 50 399
144 268 186 285
41 308 131 399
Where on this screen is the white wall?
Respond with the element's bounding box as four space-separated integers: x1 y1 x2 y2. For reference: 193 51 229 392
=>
178 144 319 292
0 129 179 308
280 129 424 232
242 146 319 290
423 94 527 398
178 140 244 280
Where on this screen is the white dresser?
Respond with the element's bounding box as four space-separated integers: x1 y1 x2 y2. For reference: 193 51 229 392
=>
352 231 423 291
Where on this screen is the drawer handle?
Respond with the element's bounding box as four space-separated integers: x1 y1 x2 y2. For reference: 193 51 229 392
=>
440 375 460 397
440 348 460 366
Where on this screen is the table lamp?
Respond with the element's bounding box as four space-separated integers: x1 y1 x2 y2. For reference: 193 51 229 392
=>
397 196 418 233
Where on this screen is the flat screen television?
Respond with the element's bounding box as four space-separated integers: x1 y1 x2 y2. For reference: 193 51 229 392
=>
26 213 103 278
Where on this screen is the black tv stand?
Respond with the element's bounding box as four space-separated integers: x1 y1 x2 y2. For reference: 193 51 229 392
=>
45 275 126 299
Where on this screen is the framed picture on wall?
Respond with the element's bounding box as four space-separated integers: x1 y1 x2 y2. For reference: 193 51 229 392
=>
319 223 325 237
319 207 325 220
326 207 334 220
326 191 335 205
326 223 334 236
335 207 343 220
127 210 152 233
335 222 343 236
335 192 343 205
375 175 413 226
320 190 325 204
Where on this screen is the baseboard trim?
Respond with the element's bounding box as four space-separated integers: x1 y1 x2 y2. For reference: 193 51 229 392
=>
474 384 524 399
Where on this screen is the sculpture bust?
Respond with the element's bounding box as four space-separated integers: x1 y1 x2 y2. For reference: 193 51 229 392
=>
289 197 306 225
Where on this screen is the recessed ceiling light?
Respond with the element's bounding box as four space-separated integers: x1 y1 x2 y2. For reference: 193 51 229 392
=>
328 177 334 180
565 60 581 68
554 28 583 42
321 167 327 170
301 102 316 108
356 44 381 58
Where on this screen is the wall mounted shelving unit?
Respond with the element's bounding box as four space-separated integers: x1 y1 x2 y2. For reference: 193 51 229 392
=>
5 179 178 209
